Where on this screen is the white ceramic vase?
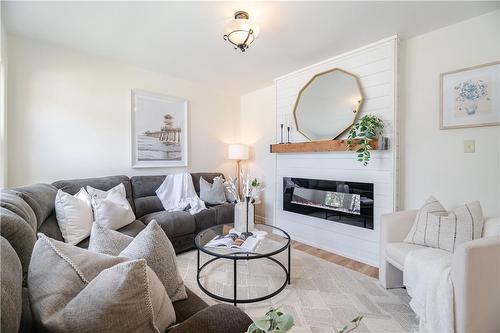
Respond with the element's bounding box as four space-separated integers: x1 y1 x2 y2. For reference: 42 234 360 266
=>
234 200 254 233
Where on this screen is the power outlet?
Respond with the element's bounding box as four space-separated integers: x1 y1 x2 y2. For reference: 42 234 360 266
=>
464 140 475 153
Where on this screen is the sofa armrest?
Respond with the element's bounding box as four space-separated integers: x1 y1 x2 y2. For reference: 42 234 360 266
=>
167 304 253 333
380 210 417 244
451 236 500 333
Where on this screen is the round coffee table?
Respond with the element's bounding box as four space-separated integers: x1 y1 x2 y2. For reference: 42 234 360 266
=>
194 224 291 306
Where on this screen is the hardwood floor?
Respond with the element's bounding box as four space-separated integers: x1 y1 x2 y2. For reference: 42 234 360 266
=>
290 240 379 279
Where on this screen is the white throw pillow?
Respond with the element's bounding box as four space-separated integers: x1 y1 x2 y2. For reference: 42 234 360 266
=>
404 196 484 252
87 183 135 230
54 188 93 245
199 176 226 205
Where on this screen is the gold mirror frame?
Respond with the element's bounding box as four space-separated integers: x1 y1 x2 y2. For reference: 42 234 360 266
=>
292 68 364 141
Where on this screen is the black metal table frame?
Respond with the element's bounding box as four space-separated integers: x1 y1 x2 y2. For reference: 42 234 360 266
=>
195 225 291 306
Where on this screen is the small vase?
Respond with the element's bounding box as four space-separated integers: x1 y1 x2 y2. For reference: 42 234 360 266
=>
234 200 254 233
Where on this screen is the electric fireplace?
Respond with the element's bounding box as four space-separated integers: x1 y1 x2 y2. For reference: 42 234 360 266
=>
283 177 374 229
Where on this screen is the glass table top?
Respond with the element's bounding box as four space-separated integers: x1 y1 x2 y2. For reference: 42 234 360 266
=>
195 223 290 259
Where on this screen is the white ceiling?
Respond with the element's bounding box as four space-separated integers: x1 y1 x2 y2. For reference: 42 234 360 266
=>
3 1 499 95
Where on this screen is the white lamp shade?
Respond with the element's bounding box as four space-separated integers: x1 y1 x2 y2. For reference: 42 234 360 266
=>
228 144 249 160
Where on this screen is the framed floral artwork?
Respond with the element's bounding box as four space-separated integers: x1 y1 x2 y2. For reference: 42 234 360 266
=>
440 61 500 129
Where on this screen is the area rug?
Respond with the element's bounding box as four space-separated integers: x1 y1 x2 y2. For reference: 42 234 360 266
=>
177 248 418 333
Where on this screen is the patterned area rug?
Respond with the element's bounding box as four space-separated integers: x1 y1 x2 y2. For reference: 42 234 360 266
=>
177 248 418 333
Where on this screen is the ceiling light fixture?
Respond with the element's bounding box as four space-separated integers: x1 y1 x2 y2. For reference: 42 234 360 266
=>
223 11 259 52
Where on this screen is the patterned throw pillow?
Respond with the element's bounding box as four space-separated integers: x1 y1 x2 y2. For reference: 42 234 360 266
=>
89 220 188 302
28 234 175 333
404 196 484 252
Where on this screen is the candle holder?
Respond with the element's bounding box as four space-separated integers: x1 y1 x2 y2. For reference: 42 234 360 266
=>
286 126 291 144
279 124 284 144
241 196 254 238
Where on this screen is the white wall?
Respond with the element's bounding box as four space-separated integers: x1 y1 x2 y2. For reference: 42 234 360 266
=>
400 10 500 217
240 86 276 224
240 10 500 265
7 35 240 186
0 9 7 187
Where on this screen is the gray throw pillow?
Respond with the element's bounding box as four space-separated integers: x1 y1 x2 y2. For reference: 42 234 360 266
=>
89 220 188 302
404 196 484 252
28 234 175 333
88 223 133 255
199 176 226 205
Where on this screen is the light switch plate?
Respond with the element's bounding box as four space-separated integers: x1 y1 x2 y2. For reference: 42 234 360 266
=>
464 140 475 153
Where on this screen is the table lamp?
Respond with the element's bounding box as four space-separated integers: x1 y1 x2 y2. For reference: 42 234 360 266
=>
228 144 249 195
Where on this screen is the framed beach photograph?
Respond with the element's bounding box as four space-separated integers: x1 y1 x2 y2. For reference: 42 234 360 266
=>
440 61 500 129
131 90 188 168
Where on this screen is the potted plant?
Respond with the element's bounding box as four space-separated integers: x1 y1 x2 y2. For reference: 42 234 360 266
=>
346 114 384 166
247 307 364 333
247 307 294 333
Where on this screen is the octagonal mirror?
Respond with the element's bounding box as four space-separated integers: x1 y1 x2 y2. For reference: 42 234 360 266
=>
293 68 363 141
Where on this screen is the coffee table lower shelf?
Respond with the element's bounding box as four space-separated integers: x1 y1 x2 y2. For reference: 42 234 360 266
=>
196 246 291 306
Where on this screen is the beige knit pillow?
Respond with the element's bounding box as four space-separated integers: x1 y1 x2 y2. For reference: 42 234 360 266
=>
28 234 175 333
89 220 188 302
404 196 484 252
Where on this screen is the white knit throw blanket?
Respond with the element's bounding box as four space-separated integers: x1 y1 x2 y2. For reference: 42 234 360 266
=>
155 172 206 215
403 247 454 333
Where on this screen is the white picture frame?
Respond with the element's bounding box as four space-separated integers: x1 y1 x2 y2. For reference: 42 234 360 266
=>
131 90 188 168
440 61 500 129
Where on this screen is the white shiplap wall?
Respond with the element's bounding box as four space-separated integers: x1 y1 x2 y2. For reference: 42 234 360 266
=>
274 36 398 267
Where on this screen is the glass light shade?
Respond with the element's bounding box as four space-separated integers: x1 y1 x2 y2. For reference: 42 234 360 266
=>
224 18 259 46
228 144 249 160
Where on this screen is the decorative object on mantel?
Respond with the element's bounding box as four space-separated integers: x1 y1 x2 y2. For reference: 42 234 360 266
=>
347 114 385 166
223 11 259 52
131 90 188 168
440 61 499 129
270 137 385 154
293 68 363 141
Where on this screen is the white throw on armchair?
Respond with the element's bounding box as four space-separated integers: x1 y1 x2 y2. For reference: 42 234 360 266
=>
379 210 500 333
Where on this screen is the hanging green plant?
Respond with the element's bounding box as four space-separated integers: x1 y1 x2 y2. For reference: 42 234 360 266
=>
346 114 384 166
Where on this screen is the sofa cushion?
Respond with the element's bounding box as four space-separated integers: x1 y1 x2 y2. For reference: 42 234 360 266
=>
39 213 64 242
173 288 208 323
194 208 217 233
140 211 195 238
385 242 427 270
1 236 23 333
0 207 37 275
52 175 135 213
12 184 58 228
130 175 166 217
0 190 37 232
168 304 253 333
28 235 175 332
134 196 165 219
212 203 235 225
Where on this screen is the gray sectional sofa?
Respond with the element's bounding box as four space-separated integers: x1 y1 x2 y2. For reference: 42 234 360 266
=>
1 172 252 333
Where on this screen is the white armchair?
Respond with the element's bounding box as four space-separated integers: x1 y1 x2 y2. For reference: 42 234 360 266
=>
379 211 500 333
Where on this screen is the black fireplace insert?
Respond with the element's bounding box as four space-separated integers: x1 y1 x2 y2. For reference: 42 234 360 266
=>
283 177 374 229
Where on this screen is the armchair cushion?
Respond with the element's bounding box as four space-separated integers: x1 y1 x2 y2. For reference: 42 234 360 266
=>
385 242 427 270
404 196 484 252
